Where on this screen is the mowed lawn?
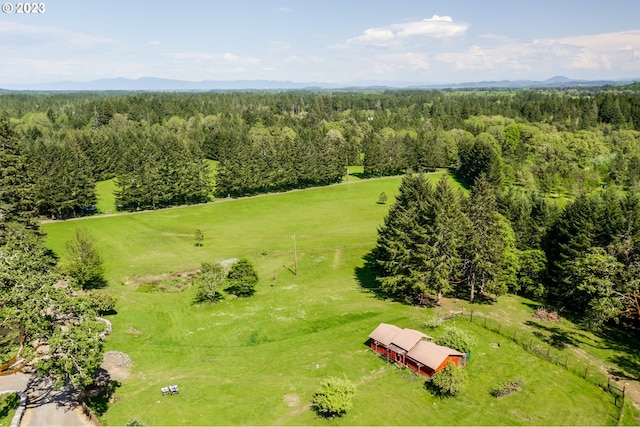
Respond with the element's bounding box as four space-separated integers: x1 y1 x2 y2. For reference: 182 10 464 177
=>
42 173 635 425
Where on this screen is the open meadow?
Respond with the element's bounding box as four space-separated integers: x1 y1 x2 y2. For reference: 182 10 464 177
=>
42 173 640 425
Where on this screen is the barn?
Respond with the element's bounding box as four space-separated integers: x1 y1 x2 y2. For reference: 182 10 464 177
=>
368 323 465 377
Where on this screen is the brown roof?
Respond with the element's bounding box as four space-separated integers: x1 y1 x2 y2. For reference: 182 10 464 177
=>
390 328 432 352
406 340 464 371
369 323 403 347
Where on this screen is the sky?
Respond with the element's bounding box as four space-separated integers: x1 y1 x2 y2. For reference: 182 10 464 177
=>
1 0 640 86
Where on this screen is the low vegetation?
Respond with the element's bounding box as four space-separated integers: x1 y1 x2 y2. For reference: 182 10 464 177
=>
312 377 357 418
490 377 525 397
0 393 20 425
434 325 477 354
427 361 468 397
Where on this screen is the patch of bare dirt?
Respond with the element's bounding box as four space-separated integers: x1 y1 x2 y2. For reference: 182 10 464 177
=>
101 351 132 381
283 393 300 407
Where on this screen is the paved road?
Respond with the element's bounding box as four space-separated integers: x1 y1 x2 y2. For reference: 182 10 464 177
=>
1 373 96 427
0 372 31 393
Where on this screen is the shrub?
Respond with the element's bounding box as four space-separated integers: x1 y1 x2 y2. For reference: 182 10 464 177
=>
434 325 476 353
312 377 356 418
85 290 117 314
423 315 444 329
490 377 524 397
125 417 145 426
427 361 467 397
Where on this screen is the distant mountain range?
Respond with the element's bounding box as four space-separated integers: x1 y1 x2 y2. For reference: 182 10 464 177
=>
1 76 637 92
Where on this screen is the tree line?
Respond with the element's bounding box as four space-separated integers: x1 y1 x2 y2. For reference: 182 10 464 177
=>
3 87 640 218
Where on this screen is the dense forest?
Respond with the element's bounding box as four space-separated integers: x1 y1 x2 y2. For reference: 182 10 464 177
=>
2 86 640 329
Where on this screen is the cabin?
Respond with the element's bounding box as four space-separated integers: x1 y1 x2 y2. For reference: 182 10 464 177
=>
368 323 465 377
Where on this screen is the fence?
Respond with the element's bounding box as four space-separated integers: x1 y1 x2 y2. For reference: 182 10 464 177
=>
438 308 627 419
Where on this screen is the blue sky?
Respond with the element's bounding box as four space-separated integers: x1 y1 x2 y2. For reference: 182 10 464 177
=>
1 0 640 85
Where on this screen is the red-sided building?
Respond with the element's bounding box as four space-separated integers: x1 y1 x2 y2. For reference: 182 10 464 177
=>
368 323 465 377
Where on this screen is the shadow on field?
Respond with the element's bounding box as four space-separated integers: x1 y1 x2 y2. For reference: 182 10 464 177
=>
354 251 386 300
524 320 582 349
598 322 640 380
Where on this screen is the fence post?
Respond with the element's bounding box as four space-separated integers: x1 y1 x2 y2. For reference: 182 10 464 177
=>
470 310 473 322
565 357 568 368
513 330 517 341
547 346 551 359
498 323 501 334
529 339 532 350
584 367 588 379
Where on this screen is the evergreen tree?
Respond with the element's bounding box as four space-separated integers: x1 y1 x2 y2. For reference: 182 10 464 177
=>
460 174 506 302
0 112 36 226
426 176 467 301
373 173 435 302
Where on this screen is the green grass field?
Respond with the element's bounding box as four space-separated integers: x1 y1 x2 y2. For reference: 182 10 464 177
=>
42 173 639 425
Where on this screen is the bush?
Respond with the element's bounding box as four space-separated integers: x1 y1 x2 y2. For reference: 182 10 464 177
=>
490 377 524 397
423 315 445 329
434 325 476 353
85 291 117 314
125 417 145 426
312 377 356 418
427 362 467 397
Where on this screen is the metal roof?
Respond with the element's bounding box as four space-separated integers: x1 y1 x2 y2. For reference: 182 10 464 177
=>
368 323 403 347
390 328 431 352
406 340 464 371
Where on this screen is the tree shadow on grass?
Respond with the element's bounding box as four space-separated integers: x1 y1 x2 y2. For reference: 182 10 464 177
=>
596 321 640 380
524 320 581 349
354 251 387 300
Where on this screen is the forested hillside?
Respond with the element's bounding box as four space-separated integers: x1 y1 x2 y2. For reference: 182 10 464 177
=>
2 87 640 328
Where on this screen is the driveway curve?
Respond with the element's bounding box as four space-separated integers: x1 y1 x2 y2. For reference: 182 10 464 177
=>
1 373 97 427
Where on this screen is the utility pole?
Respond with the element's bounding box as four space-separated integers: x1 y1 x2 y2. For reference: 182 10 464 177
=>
292 234 297 275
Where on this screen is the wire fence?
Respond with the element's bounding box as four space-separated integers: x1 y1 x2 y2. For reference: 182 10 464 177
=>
439 309 627 423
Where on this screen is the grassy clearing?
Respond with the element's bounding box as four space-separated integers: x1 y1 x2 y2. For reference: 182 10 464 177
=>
41 172 638 425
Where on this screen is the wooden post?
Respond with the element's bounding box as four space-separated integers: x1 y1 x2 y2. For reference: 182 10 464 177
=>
565 357 568 368
584 367 588 379
513 330 517 341
498 323 501 334
292 234 297 276
470 310 473 322
529 339 532 350
547 346 551 359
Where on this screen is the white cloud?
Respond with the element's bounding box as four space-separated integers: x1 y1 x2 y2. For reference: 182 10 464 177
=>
348 15 468 46
434 30 640 76
222 52 261 64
